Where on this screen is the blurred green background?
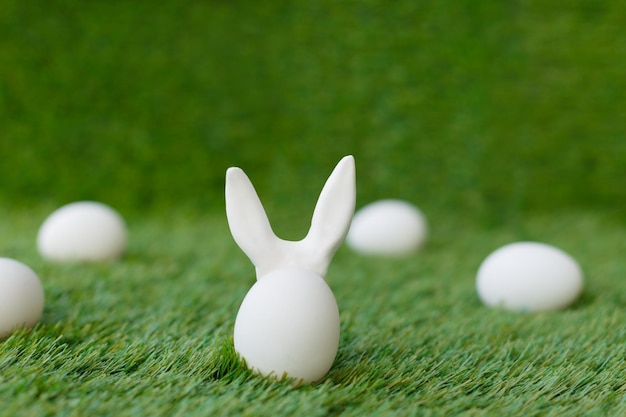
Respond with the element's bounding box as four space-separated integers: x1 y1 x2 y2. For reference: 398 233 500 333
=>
1 0 625 227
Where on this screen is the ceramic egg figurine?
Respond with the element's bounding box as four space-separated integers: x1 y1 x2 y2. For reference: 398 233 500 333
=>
0 258 45 338
476 241 584 312
225 155 356 384
37 201 128 262
346 199 427 256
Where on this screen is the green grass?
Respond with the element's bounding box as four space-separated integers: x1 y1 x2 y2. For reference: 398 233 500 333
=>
2 207 626 416
1 0 626 221
1 0 626 414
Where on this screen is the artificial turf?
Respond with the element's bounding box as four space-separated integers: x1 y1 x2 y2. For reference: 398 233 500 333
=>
1 207 626 416
2 0 626 415
1 0 626 220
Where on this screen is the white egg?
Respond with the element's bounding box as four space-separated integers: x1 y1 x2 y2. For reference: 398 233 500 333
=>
234 268 340 384
476 242 583 312
346 199 427 256
37 201 128 262
0 258 45 338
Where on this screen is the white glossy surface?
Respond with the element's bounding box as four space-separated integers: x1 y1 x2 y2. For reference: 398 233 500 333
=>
346 199 427 256
0 258 45 338
234 268 340 384
37 201 127 262
476 242 583 312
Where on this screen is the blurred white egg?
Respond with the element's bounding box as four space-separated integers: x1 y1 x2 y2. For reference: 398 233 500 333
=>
346 199 427 256
234 268 340 384
37 201 128 262
476 242 583 312
0 258 45 338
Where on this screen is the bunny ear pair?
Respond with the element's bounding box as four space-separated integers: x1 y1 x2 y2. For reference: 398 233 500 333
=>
225 156 356 280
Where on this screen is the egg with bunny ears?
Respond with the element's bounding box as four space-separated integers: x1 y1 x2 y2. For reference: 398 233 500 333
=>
226 156 355 384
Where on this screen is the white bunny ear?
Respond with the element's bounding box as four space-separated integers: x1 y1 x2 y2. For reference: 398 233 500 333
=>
305 155 356 261
226 156 356 281
225 167 279 269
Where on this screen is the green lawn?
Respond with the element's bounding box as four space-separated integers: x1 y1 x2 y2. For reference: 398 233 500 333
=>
1 207 626 416
1 0 626 221
2 0 626 415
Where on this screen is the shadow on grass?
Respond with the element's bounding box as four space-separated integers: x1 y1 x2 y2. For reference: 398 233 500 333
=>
325 333 420 389
568 288 597 310
205 336 252 381
208 337 336 388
